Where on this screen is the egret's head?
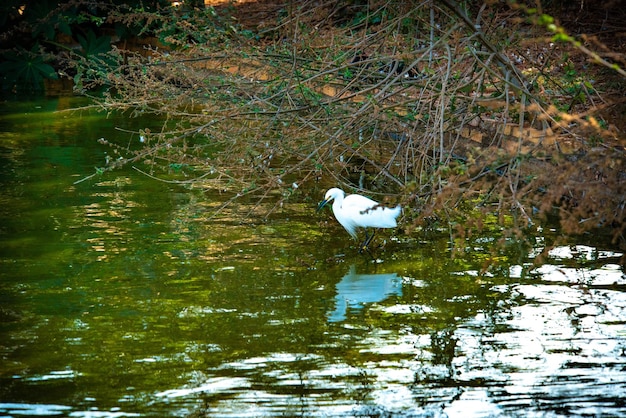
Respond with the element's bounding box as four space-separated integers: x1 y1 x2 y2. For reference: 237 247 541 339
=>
317 188 343 212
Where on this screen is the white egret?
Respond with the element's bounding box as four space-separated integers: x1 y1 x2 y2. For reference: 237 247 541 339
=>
317 188 401 252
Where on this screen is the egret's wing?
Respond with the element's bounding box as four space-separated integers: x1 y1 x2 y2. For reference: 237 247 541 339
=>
343 194 379 211
343 194 399 229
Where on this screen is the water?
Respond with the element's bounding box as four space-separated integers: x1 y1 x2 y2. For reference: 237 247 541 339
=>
0 96 625 417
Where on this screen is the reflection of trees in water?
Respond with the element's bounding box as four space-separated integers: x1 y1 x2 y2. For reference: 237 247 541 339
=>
430 327 457 369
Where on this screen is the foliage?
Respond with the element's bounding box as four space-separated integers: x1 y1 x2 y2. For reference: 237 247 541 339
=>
0 45 57 90
0 0 175 91
69 29 120 92
4 0 625 248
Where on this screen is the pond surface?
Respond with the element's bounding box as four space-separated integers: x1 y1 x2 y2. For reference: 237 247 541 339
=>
0 96 625 417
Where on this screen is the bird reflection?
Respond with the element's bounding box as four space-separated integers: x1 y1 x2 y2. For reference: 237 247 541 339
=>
329 265 402 322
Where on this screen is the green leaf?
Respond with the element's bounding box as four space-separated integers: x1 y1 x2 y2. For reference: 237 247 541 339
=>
537 14 553 25
0 46 58 90
76 30 112 57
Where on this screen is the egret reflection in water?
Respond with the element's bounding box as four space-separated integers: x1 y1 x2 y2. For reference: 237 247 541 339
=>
329 265 402 322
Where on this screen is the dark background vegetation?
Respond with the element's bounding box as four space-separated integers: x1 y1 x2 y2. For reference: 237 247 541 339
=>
1 0 625 252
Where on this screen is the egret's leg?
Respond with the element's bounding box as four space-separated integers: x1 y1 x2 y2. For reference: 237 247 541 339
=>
358 230 369 254
363 229 376 248
360 245 375 259
358 234 374 259
358 229 376 254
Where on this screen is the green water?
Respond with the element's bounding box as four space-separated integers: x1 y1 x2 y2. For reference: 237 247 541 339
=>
0 96 625 417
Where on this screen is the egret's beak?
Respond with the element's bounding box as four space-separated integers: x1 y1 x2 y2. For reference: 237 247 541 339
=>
317 198 330 212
